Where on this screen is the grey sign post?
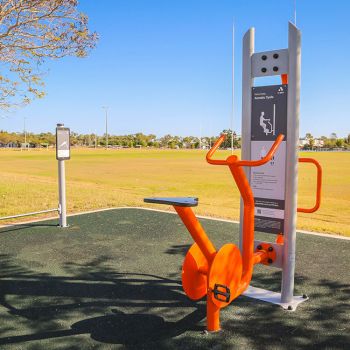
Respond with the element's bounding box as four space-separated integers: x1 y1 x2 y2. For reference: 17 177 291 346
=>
56 123 70 228
239 23 304 310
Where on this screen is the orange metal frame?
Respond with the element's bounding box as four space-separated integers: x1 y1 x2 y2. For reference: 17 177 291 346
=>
169 132 322 332
206 134 284 298
297 158 322 213
171 134 284 331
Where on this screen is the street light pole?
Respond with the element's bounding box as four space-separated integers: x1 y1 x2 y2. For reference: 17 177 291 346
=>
24 117 27 148
231 22 235 155
102 106 109 150
23 116 27 150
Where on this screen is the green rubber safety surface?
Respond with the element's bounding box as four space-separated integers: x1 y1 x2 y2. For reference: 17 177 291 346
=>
0 208 349 349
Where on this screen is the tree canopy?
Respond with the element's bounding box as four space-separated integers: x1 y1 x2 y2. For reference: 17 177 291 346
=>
0 0 98 109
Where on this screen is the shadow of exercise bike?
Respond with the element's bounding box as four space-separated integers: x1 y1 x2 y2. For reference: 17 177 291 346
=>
0 267 206 347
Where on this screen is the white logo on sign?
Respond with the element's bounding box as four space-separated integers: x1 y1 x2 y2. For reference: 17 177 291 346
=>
259 108 276 136
260 112 275 135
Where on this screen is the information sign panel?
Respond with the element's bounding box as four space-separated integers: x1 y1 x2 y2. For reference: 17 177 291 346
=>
251 84 287 234
56 127 70 160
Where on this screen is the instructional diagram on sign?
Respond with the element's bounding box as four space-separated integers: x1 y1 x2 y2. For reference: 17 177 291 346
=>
250 141 286 200
259 106 276 136
251 85 288 234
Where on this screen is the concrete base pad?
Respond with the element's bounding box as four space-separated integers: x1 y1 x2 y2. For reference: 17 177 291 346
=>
243 285 308 310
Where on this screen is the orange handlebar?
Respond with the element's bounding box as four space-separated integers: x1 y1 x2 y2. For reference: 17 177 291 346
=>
206 134 285 167
297 158 322 213
237 134 284 167
206 134 228 165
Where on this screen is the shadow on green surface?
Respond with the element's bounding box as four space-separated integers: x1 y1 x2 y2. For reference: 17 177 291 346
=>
0 223 58 234
0 309 206 346
0 253 206 347
0 238 348 349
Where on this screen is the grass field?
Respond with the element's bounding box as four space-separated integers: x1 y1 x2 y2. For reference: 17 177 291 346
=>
0 148 349 236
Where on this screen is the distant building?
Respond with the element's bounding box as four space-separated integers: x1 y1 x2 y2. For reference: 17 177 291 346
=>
299 138 324 149
299 138 308 148
314 139 324 148
6 142 18 148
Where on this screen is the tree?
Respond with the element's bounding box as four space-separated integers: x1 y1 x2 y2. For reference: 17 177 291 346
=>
304 133 315 149
0 0 98 109
221 129 240 149
159 134 173 148
335 139 344 148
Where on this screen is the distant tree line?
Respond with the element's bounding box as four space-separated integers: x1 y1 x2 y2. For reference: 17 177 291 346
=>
300 133 350 150
0 129 241 149
0 131 55 147
0 129 349 150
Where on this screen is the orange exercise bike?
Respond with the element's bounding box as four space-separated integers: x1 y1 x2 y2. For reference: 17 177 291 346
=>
144 133 284 332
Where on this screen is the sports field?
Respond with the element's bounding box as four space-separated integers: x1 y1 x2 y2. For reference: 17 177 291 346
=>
0 148 349 236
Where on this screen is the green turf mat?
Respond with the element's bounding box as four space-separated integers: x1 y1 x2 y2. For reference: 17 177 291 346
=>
0 208 349 349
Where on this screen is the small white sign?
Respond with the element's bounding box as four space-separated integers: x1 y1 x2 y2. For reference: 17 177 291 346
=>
56 127 70 160
58 150 70 158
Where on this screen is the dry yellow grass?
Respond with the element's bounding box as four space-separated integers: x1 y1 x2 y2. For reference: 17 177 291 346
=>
0 148 349 236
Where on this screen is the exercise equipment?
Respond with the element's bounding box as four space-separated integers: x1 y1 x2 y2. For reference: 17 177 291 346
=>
144 22 322 332
144 134 285 331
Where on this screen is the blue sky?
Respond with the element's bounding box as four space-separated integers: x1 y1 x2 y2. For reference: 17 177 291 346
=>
1 0 349 138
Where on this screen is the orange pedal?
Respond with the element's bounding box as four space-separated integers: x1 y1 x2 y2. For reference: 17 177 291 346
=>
209 244 242 308
182 243 208 300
